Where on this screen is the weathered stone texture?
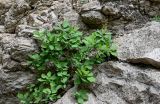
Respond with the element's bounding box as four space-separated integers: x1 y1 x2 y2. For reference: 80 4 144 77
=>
115 21 160 68
0 0 160 103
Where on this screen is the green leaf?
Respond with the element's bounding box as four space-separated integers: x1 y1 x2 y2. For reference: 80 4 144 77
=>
87 77 96 83
81 68 89 75
110 51 118 57
74 89 88 104
38 78 45 82
43 88 51 94
110 43 117 51
74 75 81 85
78 98 84 104
61 77 68 83
83 35 95 46
30 54 40 60
72 44 79 48
48 33 54 41
87 72 94 77
55 44 62 50
49 45 54 50
47 72 52 77
62 20 69 28
110 43 117 56
41 74 46 79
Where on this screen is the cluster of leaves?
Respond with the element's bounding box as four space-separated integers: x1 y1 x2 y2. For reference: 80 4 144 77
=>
17 21 117 104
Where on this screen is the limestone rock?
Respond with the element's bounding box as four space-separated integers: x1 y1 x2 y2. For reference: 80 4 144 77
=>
15 0 85 33
10 37 37 62
4 0 31 33
63 10 87 30
92 61 160 104
81 1 101 12
0 33 37 103
50 1 72 17
0 25 5 33
0 96 19 104
0 70 35 104
102 4 121 19
28 0 39 5
0 33 37 70
0 71 35 95
99 1 148 34
0 0 160 104
81 11 106 28
0 0 13 8
53 88 99 104
54 61 160 104
128 48 160 68
0 0 13 25
115 21 160 68
26 8 58 31
150 0 160 2
16 25 39 37
72 0 98 12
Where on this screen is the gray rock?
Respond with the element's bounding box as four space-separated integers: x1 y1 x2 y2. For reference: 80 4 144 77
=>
0 25 5 33
115 21 160 68
63 10 87 30
0 0 160 104
0 33 37 70
0 33 36 103
10 37 37 62
50 1 72 16
81 1 102 12
27 8 58 30
99 1 148 35
53 88 99 104
4 0 31 33
0 0 13 8
54 61 160 104
92 61 160 104
128 48 160 68
102 4 120 19
72 0 96 12
16 0 81 33
0 0 13 25
28 0 39 5
15 25 39 37
150 0 160 2
0 70 35 103
81 11 106 28
0 71 35 95
0 96 19 104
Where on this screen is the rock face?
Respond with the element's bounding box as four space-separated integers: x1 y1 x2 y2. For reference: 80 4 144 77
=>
53 88 98 104
0 0 14 25
53 61 160 104
81 11 106 28
0 0 160 103
0 33 37 103
4 0 31 33
92 61 160 104
115 21 160 68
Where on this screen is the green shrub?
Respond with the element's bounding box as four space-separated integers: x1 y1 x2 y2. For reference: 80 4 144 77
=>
17 21 117 104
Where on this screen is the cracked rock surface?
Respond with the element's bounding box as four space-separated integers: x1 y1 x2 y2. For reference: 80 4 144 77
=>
53 61 160 104
0 0 160 103
115 21 160 68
